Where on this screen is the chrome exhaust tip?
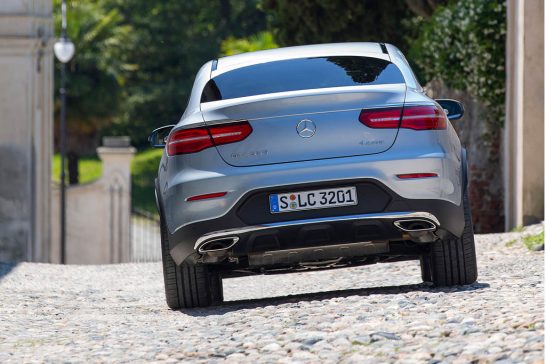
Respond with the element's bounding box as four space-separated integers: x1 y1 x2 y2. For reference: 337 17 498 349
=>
393 219 437 232
198 237 239 254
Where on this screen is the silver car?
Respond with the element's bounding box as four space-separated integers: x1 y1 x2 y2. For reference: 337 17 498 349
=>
149 42 477 309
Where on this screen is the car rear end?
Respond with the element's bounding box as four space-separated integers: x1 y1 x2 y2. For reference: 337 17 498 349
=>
155 43 473 309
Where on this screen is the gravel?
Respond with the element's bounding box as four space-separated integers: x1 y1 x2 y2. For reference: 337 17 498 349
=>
0 225 543 363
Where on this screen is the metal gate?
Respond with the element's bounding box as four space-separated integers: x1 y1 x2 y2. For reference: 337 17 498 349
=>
130 208 161 262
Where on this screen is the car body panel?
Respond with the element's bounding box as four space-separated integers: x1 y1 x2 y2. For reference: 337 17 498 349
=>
155 42 465 267
159 136 461 235
201 84 407 166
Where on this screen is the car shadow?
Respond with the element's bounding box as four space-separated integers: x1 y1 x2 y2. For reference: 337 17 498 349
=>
179 281 490 316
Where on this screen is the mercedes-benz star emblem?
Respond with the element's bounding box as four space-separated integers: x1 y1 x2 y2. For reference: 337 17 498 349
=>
296 119 316 138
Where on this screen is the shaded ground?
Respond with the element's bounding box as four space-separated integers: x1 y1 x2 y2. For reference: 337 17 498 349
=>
0 226 543 363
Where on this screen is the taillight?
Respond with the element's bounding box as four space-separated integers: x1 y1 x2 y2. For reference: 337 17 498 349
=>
400 105 447 130
209 122 253 145
359 104 447 130
167 128 213 155
358 108 402 128
167 121 252 156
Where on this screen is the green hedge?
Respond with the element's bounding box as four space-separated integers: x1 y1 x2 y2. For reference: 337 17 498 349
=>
131 149 163 215
408 0 506 133
52 155 102 184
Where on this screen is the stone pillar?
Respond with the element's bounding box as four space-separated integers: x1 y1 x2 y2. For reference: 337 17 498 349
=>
504 0 545 230
0 0 53 262
50 137 135 264
96 137 135 263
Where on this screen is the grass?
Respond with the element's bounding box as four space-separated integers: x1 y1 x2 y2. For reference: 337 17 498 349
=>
52 149 163 215
522 231 544 251
505 239 517 247
52 154 102 184
505 230 544 251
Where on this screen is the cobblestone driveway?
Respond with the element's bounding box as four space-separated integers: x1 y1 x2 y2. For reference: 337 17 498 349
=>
0 226 543 363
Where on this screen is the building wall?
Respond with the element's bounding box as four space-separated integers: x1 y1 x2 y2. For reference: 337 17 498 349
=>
505 0 545 230
521 0 544 225
0 0 53 262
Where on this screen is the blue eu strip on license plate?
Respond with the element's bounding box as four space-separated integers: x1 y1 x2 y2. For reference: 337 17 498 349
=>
269 194 280 213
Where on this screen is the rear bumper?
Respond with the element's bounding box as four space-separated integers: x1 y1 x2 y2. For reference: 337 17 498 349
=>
194 211 439 249
164 179 464 265
160 146 463 236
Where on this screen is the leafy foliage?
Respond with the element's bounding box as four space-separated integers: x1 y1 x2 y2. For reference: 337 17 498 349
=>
103 0 267 147
221 31 278 56
54 0 134 154
407 0 506 129
261 0 412 49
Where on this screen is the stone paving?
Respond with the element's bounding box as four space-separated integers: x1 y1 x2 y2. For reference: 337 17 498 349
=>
0 225 543 363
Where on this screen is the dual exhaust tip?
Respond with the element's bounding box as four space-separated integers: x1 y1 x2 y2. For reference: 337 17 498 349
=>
393 219 437 232
198 237 239 254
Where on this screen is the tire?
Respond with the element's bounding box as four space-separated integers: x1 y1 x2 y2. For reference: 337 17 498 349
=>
420 254 432 283
160 216 223 309
421 190 478 286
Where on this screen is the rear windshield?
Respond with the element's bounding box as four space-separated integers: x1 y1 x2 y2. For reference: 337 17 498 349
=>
201 56 405 103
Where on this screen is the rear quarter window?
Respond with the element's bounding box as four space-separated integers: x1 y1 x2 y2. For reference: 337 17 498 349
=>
201 56 405 103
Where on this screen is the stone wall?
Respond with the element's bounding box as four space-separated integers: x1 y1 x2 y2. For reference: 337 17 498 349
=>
50 140 135 264
0 0 54 262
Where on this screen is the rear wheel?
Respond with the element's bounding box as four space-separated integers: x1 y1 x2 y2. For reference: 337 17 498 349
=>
160 216 223 309
421 190 478 286
420 255 432 283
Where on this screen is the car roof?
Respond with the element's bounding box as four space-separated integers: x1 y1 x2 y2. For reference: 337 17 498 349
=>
214 42 389 76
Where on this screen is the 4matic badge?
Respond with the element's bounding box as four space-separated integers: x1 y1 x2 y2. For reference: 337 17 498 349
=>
231 150 268 159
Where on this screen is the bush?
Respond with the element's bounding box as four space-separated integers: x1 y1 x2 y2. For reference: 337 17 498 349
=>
220 31 278 56
408 0 506 132
131 149 163 215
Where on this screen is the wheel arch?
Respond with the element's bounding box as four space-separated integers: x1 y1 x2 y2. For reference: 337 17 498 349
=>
461 148 469 194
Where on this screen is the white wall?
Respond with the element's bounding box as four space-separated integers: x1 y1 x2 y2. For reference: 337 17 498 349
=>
0 0 53 262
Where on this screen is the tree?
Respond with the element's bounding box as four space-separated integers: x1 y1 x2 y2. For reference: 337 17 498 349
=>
54 0 133 184
104 0 267 147
407 0 506 131
220 31 278 56
404 0 449 18
261 0 412 50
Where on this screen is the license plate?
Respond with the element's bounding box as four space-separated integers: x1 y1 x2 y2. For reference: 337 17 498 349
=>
269 186 358 213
